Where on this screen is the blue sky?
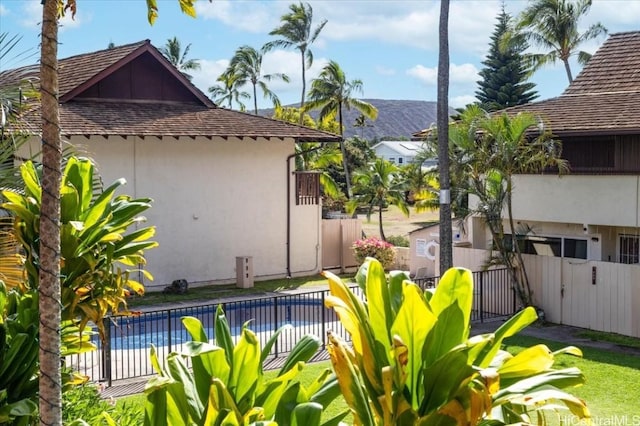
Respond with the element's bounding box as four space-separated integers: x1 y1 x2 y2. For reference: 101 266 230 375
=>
1 0 638 109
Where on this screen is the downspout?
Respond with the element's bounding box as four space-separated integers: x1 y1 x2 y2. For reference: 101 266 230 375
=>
286 144 328 278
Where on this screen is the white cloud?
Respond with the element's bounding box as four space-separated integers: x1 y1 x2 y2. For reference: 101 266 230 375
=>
308 0 501 56
450 63 480 84
406 63 479 86
0 4 8 16
590 0 640 27
406 65 438 85
190 59 230 96
195 0 275 33
450 95 477 109
261 50 328 99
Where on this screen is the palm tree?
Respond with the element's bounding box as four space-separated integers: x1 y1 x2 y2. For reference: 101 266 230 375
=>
264 2 327 112
346 158 408 241
437 0 453 271
451 108 569 306
227 45 290 115
515 0 607 83
208 70 250 111
39 0 62 422
305 60 377 198
36 3 203 423
159 36 201 81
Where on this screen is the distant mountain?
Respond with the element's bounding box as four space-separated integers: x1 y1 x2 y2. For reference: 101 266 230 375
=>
259 99 457 140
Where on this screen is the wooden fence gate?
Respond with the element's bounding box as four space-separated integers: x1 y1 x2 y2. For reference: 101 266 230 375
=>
322 218 361 272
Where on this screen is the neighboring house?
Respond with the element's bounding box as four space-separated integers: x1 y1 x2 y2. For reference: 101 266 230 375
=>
371 140 435 166
5 40 341 289
466 31 640 265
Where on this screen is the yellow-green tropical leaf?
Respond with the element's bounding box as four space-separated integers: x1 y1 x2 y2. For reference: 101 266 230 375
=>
473 306 538 367
498 344 554 380
326 331 375 425
364 258 393 358
182 315 208 342
391 282 436 409
230 328 260 405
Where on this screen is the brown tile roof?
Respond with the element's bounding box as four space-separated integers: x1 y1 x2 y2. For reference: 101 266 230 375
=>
17 101 341 142
5 40 340 143
564 31 640 95
504 31 640 135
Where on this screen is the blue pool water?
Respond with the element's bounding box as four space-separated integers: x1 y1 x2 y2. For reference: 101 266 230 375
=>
103 297 324 351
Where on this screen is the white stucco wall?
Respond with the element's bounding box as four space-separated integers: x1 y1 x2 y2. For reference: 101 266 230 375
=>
509 175 640 227
19 135 321 288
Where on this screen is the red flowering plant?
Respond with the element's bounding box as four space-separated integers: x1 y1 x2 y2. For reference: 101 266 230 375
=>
352 237 396 270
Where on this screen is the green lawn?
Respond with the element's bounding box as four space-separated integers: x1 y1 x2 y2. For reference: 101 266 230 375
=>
118 334 640 423
126 274 353 308
504 335 640 420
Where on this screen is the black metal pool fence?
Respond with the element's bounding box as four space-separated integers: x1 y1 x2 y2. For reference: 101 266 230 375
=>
68 268 515 386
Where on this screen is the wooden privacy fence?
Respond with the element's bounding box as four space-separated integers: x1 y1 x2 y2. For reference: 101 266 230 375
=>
322 218 361 271
452 247 640 338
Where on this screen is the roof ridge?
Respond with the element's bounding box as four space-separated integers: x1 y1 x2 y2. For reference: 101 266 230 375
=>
59 40 149 63
562 89 640 97
608 30 640 37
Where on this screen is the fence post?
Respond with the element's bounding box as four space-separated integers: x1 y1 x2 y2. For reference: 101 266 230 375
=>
479 272 484 323
512 275 517 314
321 292 326 349
167 310 172 354
273 297 279 358
102 317 112 387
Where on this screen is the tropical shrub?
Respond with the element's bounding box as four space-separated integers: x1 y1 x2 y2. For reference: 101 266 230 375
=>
352 237 395 270
144 306 347 426
1 156 158 339
0 281 39 424
386 234 409 247
323 258 589 424
0 282 95 425
62 383 142 425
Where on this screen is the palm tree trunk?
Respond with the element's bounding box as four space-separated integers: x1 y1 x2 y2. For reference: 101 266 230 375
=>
378 204 386 241
39 0 63 424
437 0 453 273
563 58 573 83
252 83 258 115
299 50 306 124
338 103 352 199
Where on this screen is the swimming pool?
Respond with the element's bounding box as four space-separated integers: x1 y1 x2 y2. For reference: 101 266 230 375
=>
104 295 330 351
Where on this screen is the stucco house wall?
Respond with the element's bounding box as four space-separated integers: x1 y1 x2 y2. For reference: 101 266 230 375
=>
20 135 321 288
5 39 342 290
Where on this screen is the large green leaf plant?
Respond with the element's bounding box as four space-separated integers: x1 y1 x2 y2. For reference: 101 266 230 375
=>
144 306 347 426
0 282 94 424
323 258 589 425
1 156 158 339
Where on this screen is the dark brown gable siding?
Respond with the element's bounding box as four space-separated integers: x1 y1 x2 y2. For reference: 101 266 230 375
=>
618 135 640 171
562 135 640 174
74 52 201 104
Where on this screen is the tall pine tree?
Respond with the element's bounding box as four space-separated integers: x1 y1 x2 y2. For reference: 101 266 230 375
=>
476 6 538 111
